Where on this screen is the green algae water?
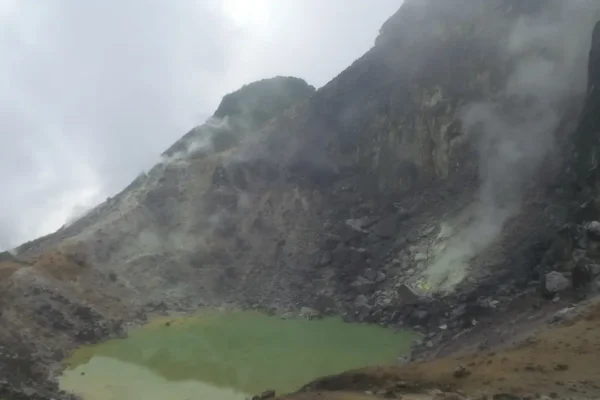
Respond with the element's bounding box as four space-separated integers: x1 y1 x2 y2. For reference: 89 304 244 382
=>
60 310 416 400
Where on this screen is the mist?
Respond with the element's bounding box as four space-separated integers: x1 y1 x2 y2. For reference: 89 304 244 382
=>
425 0 600 290
0 0 401 251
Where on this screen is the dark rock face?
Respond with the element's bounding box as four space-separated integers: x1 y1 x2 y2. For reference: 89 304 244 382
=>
213 77 315 126
163 76 315 157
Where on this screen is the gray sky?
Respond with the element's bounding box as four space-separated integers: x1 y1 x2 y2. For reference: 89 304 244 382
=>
0 0 402 250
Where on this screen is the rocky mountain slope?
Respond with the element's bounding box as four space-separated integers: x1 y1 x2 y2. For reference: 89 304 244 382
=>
2 0 600 398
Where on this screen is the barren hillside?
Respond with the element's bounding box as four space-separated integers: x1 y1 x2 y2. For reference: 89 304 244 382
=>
2 1 600 399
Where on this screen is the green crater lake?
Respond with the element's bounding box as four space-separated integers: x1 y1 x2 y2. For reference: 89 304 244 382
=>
60 310 416 400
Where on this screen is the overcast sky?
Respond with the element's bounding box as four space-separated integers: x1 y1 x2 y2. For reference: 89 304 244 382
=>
0 0 402 250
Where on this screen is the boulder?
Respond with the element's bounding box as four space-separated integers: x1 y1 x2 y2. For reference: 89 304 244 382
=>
586 221 600 239
543 271 570 295
396 284 423 305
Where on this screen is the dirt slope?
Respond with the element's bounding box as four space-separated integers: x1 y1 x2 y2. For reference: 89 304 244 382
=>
282 301 600 400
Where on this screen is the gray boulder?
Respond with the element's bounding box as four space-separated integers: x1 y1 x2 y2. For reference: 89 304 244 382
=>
396 284 423 305
586 221 600 239
543 271 570 295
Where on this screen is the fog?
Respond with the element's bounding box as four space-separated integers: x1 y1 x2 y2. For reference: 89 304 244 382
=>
0 0 401 250
427 0 600 290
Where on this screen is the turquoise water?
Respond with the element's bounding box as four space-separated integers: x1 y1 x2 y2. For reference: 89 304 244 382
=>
60 310 416 399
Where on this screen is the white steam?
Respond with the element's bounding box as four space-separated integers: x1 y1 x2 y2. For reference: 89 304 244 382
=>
159 116 232 165
424 2 599 291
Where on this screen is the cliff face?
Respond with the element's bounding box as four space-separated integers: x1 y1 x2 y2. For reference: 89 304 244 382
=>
2 2 600 396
